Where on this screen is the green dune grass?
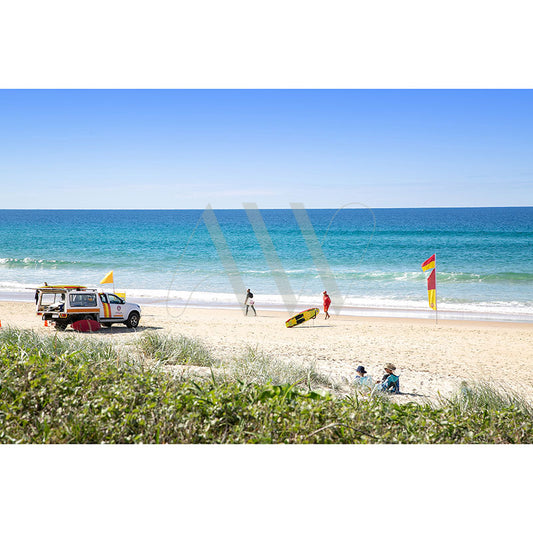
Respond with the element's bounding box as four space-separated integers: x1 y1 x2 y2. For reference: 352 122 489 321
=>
1 327 531 444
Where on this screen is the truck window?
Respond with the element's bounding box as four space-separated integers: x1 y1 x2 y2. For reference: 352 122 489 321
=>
99 293 108 303
40 293 59 306
69 294 97 307
41 292 61 306
108 294 124 305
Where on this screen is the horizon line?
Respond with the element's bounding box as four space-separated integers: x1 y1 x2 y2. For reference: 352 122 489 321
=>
0 205 531 211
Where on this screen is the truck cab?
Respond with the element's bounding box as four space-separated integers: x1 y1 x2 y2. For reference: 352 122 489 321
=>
36 285 142 330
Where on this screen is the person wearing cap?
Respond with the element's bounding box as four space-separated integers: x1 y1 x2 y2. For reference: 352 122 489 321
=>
322 290 331 319
377 363 400 393
354 365 373 389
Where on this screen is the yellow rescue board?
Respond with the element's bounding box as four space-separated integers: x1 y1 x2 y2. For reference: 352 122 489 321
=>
285 307 319 328
39 285 87 289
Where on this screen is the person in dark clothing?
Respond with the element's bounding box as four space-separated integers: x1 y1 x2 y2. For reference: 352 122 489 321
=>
244 288 256 316
378 363 396 382
377 363 400 393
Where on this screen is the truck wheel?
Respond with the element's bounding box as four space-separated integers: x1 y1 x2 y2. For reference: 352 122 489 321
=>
126 312 140 328
81 314 96 321
55 321 68 331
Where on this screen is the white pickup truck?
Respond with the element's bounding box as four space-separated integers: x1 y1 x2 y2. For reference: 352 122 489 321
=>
35 285 142 330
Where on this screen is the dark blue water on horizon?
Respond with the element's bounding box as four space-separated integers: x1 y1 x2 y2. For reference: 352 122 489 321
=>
0 207 532 321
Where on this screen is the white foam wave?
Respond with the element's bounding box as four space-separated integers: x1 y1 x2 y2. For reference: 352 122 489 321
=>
0 281 36 291
0 285 531 321
0 257 56 265
124 288 533 318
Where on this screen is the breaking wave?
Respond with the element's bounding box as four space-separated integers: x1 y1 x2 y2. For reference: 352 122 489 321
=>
0 257 81 267
236 270 533 284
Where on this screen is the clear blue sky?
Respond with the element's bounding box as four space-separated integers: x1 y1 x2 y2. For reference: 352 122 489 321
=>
0 89 531 209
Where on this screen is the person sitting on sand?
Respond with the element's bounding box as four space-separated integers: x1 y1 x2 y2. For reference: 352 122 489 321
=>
322 290 331 319
376 363 400 393
244 288 257 316
354 365 373 388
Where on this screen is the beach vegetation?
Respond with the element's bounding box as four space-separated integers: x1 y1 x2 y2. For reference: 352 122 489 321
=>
136 332 216 367
442 381 533 417
0 326 119 361
221 346 335 390
1 328 532 444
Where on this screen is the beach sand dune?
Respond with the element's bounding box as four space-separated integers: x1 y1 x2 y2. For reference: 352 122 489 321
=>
2 301 532 403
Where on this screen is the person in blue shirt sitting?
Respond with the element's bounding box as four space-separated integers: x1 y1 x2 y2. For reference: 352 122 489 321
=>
354 365 373 389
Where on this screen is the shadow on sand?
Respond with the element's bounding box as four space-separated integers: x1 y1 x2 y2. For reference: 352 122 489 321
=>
71 325 164 335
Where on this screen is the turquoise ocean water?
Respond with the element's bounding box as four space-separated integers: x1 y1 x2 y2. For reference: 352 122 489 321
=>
0 208 532 321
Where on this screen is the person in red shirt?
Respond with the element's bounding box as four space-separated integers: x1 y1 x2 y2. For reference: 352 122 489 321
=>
322 290 331 319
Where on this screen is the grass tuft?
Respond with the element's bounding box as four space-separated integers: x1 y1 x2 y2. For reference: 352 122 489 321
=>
0 326 119 362
223 346 336 390
444 381 533 417
136 332 216 367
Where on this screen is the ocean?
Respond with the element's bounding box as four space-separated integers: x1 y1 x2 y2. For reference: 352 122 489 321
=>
0 207 532 322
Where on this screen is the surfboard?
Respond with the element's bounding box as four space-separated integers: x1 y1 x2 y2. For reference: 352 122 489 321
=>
40 285 87 289
72 319 101 332
285 307 319 328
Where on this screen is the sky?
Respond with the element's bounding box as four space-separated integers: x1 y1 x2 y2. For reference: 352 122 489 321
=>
0 89 532 209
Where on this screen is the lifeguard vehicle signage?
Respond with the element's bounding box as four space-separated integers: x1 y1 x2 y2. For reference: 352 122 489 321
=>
35 285 141 330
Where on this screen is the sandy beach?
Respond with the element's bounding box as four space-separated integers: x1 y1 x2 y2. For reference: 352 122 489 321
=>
1 300 532 404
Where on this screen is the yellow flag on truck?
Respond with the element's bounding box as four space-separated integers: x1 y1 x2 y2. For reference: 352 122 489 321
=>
100 270 114 284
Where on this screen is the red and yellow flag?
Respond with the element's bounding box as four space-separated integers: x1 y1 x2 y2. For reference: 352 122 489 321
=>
426 269 437 310
421 254 437 311
421 254 435 272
